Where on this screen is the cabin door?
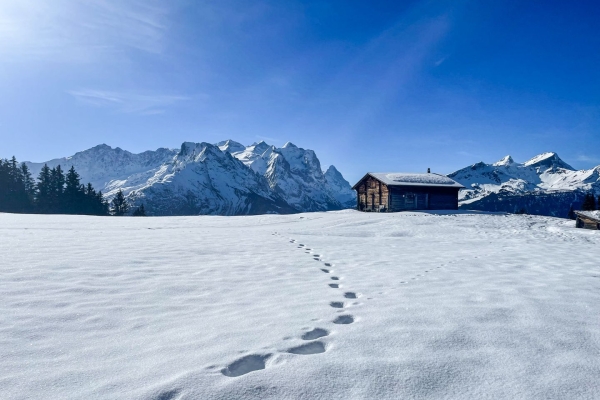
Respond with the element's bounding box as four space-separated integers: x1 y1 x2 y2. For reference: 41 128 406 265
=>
404 193 416 210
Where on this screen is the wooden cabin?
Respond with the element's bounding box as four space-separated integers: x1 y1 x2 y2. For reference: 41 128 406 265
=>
574 211 600 230
352 172 464 212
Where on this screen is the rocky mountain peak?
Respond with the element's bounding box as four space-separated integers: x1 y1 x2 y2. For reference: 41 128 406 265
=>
493 155 515 166
523 152 574 171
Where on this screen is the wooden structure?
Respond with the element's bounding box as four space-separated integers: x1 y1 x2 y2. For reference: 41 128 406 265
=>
352 172 464 212
574 211 600 230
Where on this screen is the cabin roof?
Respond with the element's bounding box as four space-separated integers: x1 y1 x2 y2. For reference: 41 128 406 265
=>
575 210 600 222
352 172 465 189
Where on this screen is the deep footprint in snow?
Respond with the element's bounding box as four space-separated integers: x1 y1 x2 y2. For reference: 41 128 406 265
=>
330 301 345 308
344 292 358 299
329 283 339 288
313 254 320 257
154 389 180 400
320 269 330 273
330 276 339 280
287 341 326 355
333 315 354 324
301 328 329 340
324 263 332 267
221 354 272 377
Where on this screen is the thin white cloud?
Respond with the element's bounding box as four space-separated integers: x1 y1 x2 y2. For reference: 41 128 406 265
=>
0 0 171 62
576 154 600 163
68 90 189 114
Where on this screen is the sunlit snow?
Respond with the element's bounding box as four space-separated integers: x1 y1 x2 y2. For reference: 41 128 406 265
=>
1 211 599 399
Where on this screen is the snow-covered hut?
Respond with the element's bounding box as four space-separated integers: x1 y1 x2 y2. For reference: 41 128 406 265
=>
352 172 464 212
574 211 600 230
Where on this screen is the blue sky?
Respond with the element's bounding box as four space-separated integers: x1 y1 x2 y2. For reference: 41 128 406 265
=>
1 0 599 184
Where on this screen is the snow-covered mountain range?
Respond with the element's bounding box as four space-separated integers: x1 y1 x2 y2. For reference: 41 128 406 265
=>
26 141 356 216
449 152 600 217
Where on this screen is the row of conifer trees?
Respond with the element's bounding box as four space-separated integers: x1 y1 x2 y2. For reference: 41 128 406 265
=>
0 156 144 216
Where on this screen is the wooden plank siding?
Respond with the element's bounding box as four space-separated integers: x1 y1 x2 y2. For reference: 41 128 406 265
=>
355 175 460 212
575 214 600 230
356 175 389 211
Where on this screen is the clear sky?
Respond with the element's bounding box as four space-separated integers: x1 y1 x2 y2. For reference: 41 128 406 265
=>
1 0 599 184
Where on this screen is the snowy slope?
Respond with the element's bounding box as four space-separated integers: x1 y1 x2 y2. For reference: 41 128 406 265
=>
1 211 599 399
25 140 356 215
449 152 600 217
26 144 178 195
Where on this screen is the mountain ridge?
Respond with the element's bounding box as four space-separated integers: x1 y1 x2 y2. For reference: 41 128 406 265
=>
25 140 356 216
449 152 599 217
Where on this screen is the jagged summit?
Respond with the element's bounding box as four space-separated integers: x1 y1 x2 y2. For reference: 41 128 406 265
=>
282 142 297 149
25 140 355 216
448 151 599 217
217 139 245 154
493 155 515 166
524 152 574 170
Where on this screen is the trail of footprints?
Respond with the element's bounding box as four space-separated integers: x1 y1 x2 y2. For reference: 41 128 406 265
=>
220 233 359 378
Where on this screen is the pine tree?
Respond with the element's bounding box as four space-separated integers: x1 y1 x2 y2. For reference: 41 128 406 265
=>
581 193 597 211
20 163 36 200
132 204 146 216
110 190 129 216
64 166 84 214
36 164 53 213
49 165 65 213
96 191 109 215
568 205 576 220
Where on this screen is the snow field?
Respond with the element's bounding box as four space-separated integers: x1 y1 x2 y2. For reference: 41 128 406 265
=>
1 211 599 399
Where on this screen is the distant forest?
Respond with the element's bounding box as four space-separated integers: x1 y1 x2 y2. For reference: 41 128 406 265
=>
0 156 144 216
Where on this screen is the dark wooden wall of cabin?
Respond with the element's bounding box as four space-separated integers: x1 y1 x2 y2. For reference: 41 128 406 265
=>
576 216 600 230
355 175 461 212
356 176 389 211
388 186 459 211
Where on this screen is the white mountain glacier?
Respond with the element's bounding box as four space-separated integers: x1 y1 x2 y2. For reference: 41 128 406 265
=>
448 152 600 217
26 140 356 215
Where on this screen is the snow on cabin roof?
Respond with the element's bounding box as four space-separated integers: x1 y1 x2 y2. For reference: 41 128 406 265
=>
575 210 600 221
355 172 464 188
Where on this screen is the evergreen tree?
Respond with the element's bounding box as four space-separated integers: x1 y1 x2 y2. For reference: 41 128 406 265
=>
581 193 597 211
568 205 576 220
49 165 65 213
0 157 34 212
64 166 84 213
96 191 110 216
20 163 36 199
36 164 53 213
132 204 146 216
110 189 129 216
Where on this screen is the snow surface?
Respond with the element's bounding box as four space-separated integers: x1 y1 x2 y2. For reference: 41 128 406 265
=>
1 211 600 399
368 173 463 188
578 210 600 220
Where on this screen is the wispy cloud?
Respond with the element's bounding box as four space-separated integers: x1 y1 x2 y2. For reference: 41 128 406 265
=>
0 0 171 62
576 154 600 163
68 89 189 114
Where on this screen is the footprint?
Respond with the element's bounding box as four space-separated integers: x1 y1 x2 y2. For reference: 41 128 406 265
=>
329 284 339 288
314 258 321 261
299 244 304 247
330 301 345 308
330 276 339 280
344 292 358 299
313 255 320 257
287 341 326 355
324 263 332 267
301 328 329 340
333 315 354 324
154 389 180 400
320 269 330 273
221 354 271 377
